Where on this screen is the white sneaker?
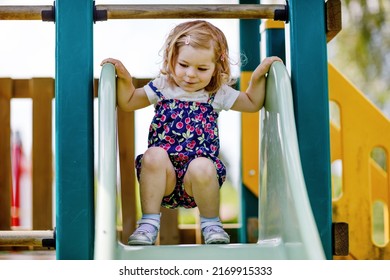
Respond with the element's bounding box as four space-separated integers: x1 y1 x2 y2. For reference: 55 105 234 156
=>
202 222 230 244
128 218 160 246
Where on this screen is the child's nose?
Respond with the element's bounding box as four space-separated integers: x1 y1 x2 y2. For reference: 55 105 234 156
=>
186 67 196 77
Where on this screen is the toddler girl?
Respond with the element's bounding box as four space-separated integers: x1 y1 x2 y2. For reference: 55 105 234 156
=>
101 20 281 245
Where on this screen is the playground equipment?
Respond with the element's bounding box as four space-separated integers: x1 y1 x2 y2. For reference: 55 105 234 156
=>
0 0 341 259
0 230 55 248
94 61 325 260
1 0 389 260
0 78 54 234
329 64 390 259
0 4 287 21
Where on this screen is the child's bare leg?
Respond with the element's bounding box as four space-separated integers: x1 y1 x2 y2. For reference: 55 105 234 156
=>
184 157 230 244
184 157 220 218
139 147 176 214
128 147 175 245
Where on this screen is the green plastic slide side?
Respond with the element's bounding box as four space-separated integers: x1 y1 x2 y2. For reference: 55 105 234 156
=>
259 61 325 259
94 62 325 260
94 63 117 260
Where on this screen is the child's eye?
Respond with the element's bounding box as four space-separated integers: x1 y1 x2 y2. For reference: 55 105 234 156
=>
198 68 209 71
179 63 188 68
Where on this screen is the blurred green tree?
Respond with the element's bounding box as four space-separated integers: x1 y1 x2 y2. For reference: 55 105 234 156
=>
328 0 390 116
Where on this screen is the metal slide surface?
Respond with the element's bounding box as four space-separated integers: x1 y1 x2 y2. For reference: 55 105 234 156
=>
94 62 325 260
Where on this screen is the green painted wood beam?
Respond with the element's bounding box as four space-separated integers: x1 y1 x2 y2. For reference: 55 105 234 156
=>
55 0 95 260
287 0 332 259
239 0 260 243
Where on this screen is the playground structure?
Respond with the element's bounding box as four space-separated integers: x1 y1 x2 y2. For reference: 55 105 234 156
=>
0 0 389 260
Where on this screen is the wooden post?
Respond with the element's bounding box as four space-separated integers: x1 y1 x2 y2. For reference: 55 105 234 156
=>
31 78 54 230
117 108 136 244
0 78 12 230
159 208 179 245
325 0 342 42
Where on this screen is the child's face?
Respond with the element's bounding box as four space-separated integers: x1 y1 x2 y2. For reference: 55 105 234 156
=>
172 45 216 92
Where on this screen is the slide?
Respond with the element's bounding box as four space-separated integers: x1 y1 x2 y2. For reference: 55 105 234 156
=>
94 62 325 260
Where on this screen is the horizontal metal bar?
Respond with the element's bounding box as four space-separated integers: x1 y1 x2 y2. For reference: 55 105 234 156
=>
96 4 286 20
0 230 55 247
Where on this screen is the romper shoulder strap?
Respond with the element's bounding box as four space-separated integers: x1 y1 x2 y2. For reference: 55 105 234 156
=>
147 81 165 99
207 92 216 104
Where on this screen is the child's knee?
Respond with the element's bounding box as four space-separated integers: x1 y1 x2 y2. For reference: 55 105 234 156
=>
142 147 169 170
187 157 217 183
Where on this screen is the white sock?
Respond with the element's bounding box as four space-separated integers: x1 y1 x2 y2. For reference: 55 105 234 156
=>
137 214 160 233
200 216 222 233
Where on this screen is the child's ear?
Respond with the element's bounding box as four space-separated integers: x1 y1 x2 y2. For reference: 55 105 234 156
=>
222 73 229 84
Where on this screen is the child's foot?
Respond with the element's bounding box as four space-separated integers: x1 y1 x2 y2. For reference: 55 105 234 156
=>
201 219 230 244
128 218 160 246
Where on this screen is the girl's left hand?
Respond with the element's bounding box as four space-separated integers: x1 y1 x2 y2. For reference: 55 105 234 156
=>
252 56 283 81
101 58 132 82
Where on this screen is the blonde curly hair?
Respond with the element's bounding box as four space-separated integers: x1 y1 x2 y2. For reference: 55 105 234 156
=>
161 20 233 93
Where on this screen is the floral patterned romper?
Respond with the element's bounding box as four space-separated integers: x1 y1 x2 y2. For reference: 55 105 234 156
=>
135 82 226 209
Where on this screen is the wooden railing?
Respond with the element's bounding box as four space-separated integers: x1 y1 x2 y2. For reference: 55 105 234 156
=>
0 77 182 245
0 78 54 231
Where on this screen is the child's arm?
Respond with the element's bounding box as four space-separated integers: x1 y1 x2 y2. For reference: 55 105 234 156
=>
100 58 150 112
231 56 282 112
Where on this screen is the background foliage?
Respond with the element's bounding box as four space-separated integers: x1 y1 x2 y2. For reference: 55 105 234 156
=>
328 0 390 117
